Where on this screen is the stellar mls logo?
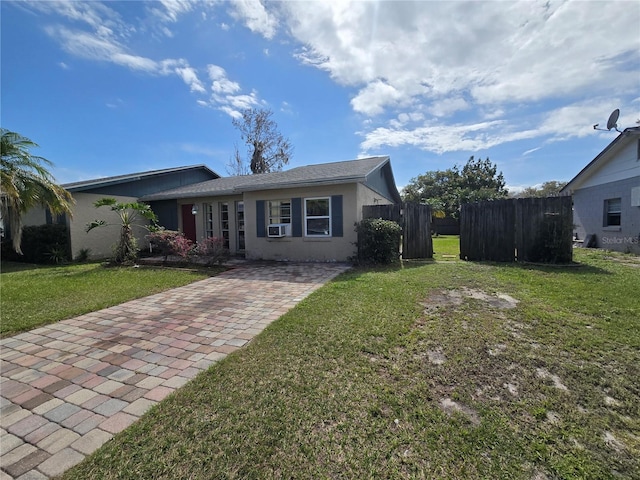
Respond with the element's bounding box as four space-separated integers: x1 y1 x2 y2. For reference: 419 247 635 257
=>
601 236 639 245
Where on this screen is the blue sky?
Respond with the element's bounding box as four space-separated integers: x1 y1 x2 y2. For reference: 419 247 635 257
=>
2 1 639 192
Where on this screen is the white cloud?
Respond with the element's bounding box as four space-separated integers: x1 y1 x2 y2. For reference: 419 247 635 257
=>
351 80 404 116
278 0 639 153
208 65 241 94
228 0 278 39
522 147 542 156
176 67 206 93
206 64 259 117
428 97 469 118
154 0 195 23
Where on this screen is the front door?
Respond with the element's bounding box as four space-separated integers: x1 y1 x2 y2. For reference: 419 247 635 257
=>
181 204 197 242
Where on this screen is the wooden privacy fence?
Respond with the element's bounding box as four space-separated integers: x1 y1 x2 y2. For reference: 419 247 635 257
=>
460 196 573 263
362 202 433 259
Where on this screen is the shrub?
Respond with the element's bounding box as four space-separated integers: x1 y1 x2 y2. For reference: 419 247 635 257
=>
75 248 91 263
147 230 193 263
355 218 402 264
15 224 70 264
194 236 229 265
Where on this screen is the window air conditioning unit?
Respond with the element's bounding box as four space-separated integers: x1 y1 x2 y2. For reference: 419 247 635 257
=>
268 223 287 238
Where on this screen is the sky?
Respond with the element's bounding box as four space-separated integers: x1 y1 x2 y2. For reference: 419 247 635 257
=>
2 0 639 193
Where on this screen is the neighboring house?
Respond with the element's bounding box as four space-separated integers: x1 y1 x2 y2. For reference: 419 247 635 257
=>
561 127 640 253
20 165 219 259
141 156 401 262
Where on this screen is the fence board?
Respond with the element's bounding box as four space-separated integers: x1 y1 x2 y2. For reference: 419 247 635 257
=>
362 202 432 259
403 203 433 259
460 196 572 263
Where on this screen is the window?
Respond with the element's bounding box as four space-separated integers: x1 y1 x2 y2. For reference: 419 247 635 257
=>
268 200 291 225
220 202 229 248
305 197 331 237
604 198 621 227
236 201 245 250
204 203 214 238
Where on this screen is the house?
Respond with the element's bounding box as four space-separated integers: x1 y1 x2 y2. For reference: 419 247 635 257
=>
141 156 401 262
560 127 640 253
19 165 219 260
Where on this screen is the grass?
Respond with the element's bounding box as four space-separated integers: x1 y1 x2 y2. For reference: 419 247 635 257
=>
61 248 640 480
432 234 460 259
0 262 215 337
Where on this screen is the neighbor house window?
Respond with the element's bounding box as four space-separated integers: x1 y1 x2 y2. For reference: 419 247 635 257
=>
604 198 621 226
305 197 331 236
268 200 291 225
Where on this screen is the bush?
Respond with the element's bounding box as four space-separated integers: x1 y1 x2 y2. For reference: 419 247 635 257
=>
15 224 70 264
194 236 229 265
355 218 402 264
147 230 193 263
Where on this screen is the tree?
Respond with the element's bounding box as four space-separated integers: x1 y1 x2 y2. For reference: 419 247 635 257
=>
0 128 74 254
86 198 158 265
231 108 293 174
511 181 567 198
402 156 508 218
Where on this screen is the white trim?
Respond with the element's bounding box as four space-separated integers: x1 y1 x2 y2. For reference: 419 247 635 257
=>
304 197 332 237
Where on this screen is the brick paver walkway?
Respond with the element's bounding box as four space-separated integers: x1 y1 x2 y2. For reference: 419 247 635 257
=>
0 262 349 479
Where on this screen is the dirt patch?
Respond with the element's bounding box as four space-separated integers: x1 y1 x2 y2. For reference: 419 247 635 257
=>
426 349 447 365
440 398 481 425
604 431 626 452
535 368 569 392
504 382 519 396
422 288 519 313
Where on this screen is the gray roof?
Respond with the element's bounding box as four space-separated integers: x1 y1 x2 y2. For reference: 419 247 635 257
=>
141 156 400 202
561 127 640 194
63 165 219 192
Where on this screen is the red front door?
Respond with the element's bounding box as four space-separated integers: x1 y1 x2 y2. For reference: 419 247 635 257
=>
181 204 197 242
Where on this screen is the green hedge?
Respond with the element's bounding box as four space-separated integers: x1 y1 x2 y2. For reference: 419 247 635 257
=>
355 218 402 264
16 224 70 264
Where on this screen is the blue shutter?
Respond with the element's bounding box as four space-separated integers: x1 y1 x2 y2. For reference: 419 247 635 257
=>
292 198 302 237
331 195 343 237
256 200 266 237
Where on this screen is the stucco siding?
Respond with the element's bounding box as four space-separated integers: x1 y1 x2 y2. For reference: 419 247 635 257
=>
356 183 395 222
243 184 359 262
572 176 640 253
71 193 151 260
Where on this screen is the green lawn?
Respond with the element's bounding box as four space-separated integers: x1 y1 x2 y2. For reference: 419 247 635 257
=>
62 249 639 480
432 234 460 259
0 262 213 337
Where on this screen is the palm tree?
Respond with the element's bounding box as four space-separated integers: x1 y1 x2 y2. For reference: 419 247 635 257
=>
86 198 158 265
1 128 74 254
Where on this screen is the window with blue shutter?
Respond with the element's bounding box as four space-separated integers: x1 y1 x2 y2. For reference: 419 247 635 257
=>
331 195 343 237
291 197 302 237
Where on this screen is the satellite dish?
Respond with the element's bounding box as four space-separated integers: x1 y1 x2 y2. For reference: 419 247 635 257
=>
593 108 622 132
606 108 620 131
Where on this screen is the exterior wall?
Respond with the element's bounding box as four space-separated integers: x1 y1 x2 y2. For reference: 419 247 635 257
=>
356 183 394 221
178 196 244 253
575 138 640 190
71 192 150 260
243 183 360 262
572 176 640 253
